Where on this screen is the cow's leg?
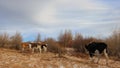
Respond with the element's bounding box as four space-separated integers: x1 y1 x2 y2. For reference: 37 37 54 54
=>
96 54 101 64
32 47 35 53
104 49 109 65
37 45 42 53
95 50 101 64
43 46 47 53
89 53 94 63
89 57 93 62
28 44 32 52
22 47 24 52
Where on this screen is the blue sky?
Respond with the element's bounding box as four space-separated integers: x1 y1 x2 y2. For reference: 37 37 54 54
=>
0 0 120 41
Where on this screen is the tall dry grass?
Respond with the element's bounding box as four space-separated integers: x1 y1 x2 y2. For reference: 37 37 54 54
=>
105 30 120 58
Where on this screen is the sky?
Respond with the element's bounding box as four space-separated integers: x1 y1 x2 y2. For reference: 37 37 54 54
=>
0 0 120 41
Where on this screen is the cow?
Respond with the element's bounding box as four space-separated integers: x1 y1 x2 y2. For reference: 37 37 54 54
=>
21 42 48 53
30 42 48 53
41 42 48 53
85 42 109 65
21 42 32 53
30 42 42 53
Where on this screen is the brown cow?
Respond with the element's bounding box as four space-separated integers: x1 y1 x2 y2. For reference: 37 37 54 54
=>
21 42 32 52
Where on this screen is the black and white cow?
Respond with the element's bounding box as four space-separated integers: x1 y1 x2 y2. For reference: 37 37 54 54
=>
85 42 109 65
29 42 48 53
29 42 42 53
41 43 48 53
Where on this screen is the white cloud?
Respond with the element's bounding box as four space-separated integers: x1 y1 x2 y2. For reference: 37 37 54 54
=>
32 0 110 27
57 0 109 10
0 0 119 41
33 2 57 24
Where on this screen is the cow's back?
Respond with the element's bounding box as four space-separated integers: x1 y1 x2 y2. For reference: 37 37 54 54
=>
21 42 29 48
95 42 107 53
87 42 107 54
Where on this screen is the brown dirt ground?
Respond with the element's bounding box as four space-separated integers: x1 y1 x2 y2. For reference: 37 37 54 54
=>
0 48 120 68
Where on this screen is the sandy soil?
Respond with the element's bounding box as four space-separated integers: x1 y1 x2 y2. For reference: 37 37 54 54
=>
0 48 120 68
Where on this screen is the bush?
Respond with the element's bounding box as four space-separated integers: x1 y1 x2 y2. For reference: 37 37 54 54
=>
46 38 66 57
10 32 22 50
105 30 120 58
58 30 73 48
0 32 9 47
72 33 85 52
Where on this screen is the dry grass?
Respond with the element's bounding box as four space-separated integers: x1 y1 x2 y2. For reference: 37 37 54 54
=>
105 30 120 58
0 48 120 68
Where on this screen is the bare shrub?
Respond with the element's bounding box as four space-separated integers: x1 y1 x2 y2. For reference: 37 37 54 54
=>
72 33 85 52
58 30 73 48
0 32 9 47
46 38 65 57
106 30 120 58
10 32 22 50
